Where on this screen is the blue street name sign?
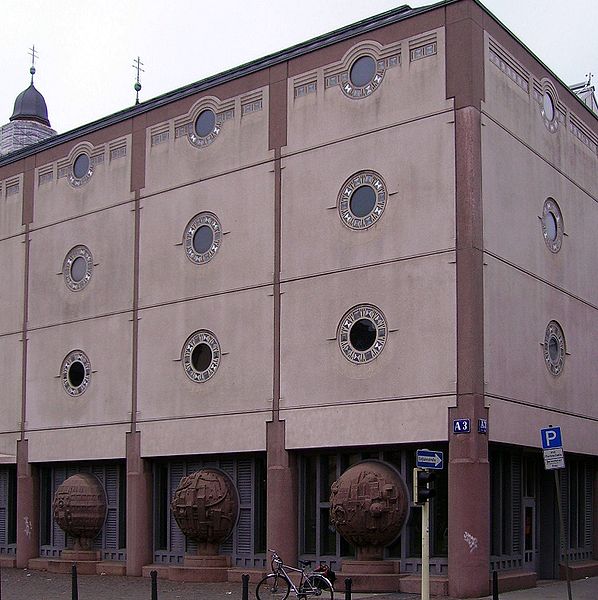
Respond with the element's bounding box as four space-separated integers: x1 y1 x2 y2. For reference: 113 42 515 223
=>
541 426 562 450
416 449 444 470
453 419 470 434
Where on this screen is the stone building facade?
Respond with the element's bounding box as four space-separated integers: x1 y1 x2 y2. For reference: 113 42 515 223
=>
0 1 597 597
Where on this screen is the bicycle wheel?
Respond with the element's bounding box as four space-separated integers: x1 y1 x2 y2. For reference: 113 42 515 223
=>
256 574 291 600
301 575 334 600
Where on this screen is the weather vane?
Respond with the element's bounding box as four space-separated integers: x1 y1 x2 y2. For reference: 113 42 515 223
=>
28 44 39 84
132 56 144 105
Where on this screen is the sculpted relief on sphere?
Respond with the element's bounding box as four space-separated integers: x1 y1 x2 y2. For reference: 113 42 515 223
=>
53 473 107 551
330 460 410 560
171 468 239 555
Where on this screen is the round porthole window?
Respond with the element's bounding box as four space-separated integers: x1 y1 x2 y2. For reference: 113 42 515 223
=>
542 92 555 123
543 320 565 376
183 212 222 265
341 54 385 99
61 350 92 396
541 198 563 253
182 330 221 383
69 152 93 187
338 170 387 230
540 87 559 133
189 108 220 148
63 245 93 291
338 304 388 363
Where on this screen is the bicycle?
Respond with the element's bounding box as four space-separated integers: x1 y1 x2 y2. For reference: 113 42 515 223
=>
256 550 334 600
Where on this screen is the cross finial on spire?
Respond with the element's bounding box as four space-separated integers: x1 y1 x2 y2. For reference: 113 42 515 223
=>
28 45 39 84
132 56 144 105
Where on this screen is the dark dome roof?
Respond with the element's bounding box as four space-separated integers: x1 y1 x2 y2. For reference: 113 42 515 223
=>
10 83 50 127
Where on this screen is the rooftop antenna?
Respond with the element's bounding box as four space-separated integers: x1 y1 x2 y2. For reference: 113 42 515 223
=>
28 44 39 84
132 56 144 105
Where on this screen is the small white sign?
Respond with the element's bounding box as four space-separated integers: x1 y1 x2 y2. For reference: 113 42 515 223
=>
543 447 565 470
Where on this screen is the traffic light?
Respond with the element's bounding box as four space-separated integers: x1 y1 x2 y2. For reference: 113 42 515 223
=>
413 468 436 505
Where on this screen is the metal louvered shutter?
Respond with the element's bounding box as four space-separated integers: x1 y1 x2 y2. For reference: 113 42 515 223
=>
584 466 593 549
511 456 522 554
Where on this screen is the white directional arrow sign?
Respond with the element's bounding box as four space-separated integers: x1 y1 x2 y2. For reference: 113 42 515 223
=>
416 449 444 470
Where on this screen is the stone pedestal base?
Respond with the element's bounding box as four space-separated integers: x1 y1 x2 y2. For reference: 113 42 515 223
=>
339 559 404 592
61 549 101 561
165 554 231 582
47 559 100 575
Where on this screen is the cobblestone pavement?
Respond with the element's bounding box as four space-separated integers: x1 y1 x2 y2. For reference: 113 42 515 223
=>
0 569 420 600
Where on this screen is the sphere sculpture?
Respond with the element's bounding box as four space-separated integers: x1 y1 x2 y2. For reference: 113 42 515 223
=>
53 473 107 552
330 460 410 560
171 468 239 556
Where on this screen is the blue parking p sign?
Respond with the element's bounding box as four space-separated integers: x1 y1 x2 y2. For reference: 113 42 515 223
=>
541 426 562 450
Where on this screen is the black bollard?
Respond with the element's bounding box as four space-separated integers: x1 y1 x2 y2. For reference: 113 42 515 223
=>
0 563 2 600
344 577 352 600
71 563 78 600
242 573 250 600
492 570 499 600
151 569 158 600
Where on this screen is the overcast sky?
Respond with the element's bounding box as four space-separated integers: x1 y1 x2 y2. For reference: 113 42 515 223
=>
1 0 596 134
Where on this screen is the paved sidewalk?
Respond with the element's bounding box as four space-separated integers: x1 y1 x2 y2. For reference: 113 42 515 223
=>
1 568 596 600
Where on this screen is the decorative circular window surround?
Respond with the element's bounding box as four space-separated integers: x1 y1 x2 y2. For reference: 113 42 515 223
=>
182 330 221 383
338 170 388 230
188 108 222 148
338 304 388 364
183 212 223 265
540 82 559 133
61 350 92 396
68 152 93 187
63 245 93 291
541 198 563 253
341 54 385 99
543 320 566 376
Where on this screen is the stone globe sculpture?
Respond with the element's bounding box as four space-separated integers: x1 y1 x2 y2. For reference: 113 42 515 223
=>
330 460 410 560
171 468 239 557
53 473 107 557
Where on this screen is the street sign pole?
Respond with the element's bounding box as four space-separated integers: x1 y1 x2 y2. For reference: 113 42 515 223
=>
421 495 430 600
554 470 572 600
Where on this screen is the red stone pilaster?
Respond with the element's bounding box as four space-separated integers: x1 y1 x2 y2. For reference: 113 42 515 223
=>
16 440 39 568
125 431 153 575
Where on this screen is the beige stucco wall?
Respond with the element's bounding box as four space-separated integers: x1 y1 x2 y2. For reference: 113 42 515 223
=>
280 255 456 447
281 112 455 280
136 287 273 454
25 313 132 460
286 28 450 154
0 236 24 334
28 203 135 328
484 257 598 421
0 335 23 441
482 36 598 452
0 174 24 239
138 163 274 308
144 87 272 196
482 117 598 305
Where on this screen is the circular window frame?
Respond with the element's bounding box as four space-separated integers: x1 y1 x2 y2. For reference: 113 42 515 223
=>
183 212 223 265
68 152 93 187
182 330 221 383
338 170 388 230
188 108 222 148
337 304 388 364
63 245 94 291
540 83 560 133
61 350 92 396
543 320 566 376
341 54 385 99
541 198 563 253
